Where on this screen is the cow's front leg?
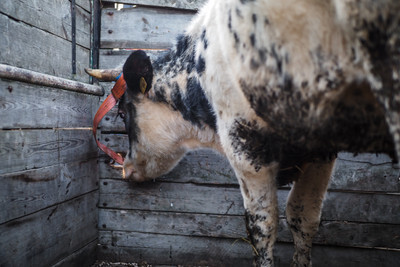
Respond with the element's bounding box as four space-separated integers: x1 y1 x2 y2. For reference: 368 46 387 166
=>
234 163 280 267
286 160 335 267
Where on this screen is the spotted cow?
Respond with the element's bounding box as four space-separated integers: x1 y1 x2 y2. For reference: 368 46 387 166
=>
89 0 400 266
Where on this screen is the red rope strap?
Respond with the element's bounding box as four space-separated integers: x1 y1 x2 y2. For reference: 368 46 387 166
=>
93 74 126 165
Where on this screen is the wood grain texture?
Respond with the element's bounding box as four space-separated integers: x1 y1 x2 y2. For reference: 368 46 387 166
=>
0 13 90 83
99 179 248 216
0 79 99 129
331 153 400 192
0 192 98 267
0 129 98 175
101 0 207 10
0 159 98 224
98 230 253 266
0 0 91 48
101 6 195 49
99 209 400 248
98 231 400 267
99 178 400 224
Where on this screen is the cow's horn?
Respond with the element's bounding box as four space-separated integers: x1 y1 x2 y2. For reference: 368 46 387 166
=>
85 68 122 81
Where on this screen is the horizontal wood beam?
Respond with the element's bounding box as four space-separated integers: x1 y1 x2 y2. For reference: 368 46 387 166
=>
0 64 104 96
100 0 206 11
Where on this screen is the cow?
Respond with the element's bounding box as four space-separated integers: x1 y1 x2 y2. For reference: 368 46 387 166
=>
87 0 400 266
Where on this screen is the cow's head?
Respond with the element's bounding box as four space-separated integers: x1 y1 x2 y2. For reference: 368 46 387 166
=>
88 50 196 181
120 50 192 181
88 50 220 181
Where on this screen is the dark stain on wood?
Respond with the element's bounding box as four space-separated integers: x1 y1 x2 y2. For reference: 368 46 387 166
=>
11 174 56 183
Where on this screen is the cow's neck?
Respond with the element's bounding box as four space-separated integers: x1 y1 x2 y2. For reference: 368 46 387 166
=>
146 35 220 153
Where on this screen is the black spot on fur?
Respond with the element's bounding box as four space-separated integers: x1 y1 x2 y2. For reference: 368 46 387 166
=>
186 77 217 129
185 51 196 74
250 58 259 70
258 49 267 62
154 85 168 104
171 82 184 111
270 44 283 74
252 14 257 24
282 74 293 91
200 29 208 49
233 32 240 44
176 34 190 57
153 51 172 72
171 78 216 130
228 9 232 31
196 55 206 74
250 33 256 47
236 8 243 18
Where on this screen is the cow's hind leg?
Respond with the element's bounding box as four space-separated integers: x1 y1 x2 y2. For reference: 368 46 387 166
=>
286 160 335 267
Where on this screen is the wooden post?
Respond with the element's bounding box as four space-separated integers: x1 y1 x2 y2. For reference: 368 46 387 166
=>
0 64 104 96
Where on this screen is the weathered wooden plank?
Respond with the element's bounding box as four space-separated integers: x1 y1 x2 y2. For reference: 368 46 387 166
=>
321 190 400 224
98 231 400 267
101 6 195 49
308 245 400 267
101 0 207 10
98 133 399 191
98 230 253 266
53 239 97 267
99 179 247 215
0 79 99 129
0 192 98 267
315 220 400 249
99 149 237 185
99 209 247 239
99 209 400 248
0 13 90 83
331 153 400 192
0 129 98 175
0 159 98 224
99 179 400 224
0 0 91 48
99 49 165 69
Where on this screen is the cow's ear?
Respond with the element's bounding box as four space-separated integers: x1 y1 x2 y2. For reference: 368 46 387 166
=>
140 77 147 94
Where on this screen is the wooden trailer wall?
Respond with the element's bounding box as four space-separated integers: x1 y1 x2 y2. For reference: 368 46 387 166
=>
97 1 400 266
0 1 100 266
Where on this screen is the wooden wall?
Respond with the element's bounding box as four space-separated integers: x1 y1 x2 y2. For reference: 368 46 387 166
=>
0 1 99 266
97 1 400 266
